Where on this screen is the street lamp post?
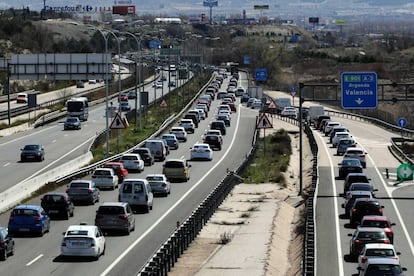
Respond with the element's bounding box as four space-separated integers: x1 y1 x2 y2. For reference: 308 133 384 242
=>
89 26 120 156
120 31 142 129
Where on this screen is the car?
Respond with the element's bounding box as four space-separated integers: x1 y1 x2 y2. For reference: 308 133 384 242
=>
153 80 163 88
361 215 396 243
168 80 176 87
348 227 391 258
241 93 250 103
64 117 81 130
246 97 257 107
144 139 168 161
217 91 228 99
66 180 100 205
218 104 232 114
217 109 231 118
190 143 213 161
315 115 331 130
170 126 188 142
0 227 14 260
127 90 137 99
102 162 128 183
120 101 131 111
337 138 357 156
40 192 75 219
348 182 378 198
235 86 245 96
343 173 371 196
160 75 167 81
119 93 128 102
324 121 341 136
251 99 263 109
161 134 179 150
92 168 119 190
16 92 28 103
118 179 153 213
350 198 384 226
338 158 363 179
120 153 145 172
131 147 154 166
146 174 171 197
210 120 226 135
203 134 223 150
88 79 97 84
76 81 85 88
358 243 401 271
281 106 297 118
184 113 199 128
319 118 331 132
61 224 105 259
329 126 350 143
95 202 135 235
344 147 368 168
162 158 191 182
179 119 196 134
8 205 51 237
216 114 231 126
195 108 206 120
358 258 406 276
342 190 373 218
196 104 209 116
332 132 352 147
20 144 45 162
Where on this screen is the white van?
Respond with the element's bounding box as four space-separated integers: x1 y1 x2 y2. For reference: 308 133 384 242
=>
144 139 168 161
118 179 153 213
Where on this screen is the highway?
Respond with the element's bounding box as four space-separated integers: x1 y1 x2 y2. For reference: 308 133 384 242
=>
314 112 414 275
0 71 255 275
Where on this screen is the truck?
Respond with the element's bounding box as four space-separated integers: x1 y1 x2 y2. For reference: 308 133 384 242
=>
308 105 325 126
274 97 292 114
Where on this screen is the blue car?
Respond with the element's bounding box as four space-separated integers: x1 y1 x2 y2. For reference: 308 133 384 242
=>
8 205 50 237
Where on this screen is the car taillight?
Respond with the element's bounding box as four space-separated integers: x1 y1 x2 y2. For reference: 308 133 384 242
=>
62 196 67 202
66 189 70 193
119 215 128 220
361 256 367 263
61 239 66 247
88 189 93 194
92 176 96 179
384 240 390 244
379 209 383 215
354 239 360 244
393 256 400 261
156 150 161 155
35 213 41 222
145 195 148 202
8 213 14 222
352 208 357 213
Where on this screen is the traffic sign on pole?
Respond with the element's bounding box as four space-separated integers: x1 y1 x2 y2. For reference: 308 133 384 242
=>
396 163 414 181
110 113 127 129
397 117 407 128
255 68 268 81
256 113 273 129
341 72 377 109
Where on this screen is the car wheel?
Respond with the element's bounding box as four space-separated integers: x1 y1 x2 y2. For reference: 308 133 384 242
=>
10 242 14 256
70 208 74 217
125 226 130 235
131 223 135 232
145 205 150 213
65 210 70 220
1 249 7 260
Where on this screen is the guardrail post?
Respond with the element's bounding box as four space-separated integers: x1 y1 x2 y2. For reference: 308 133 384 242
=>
161 247 170 272
149 260 158 275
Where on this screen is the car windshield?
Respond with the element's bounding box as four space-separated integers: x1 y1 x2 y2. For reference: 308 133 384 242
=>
24 145 39 150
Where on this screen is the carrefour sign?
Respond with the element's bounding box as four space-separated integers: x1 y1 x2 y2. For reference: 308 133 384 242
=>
44 5 95 13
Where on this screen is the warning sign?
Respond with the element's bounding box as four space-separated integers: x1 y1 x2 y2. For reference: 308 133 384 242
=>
256 113 273 129
160 99 168 107
109 113 127 129
267 100 278 109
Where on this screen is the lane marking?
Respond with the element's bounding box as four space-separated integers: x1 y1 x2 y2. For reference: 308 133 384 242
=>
101 101 242 276
3 162 10 167
26 254 43 266
314 130 344 276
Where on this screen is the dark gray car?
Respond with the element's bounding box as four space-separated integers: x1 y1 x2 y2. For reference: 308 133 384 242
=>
20 144 44 162
64 117 81 130
95 202 135 235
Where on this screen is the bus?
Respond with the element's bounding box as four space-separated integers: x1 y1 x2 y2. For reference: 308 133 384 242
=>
66 97 89 121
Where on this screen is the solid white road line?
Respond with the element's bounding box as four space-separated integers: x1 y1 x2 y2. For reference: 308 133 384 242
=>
26 254 43 266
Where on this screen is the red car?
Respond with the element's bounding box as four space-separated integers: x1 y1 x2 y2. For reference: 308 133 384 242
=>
360 215 396 243
119 93 128 102
102 162 128 183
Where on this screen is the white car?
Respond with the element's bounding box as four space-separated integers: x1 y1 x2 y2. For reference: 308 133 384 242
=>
280 106 297 118
179 119 195 134
195 108 206 120
324 121 341 136
120 153 145 172
357 243 400 271
61 224 105 259
170 126 187 142
344 147 368 168
332 132 352 147
153 80 163 88
92 168 119 190
190 143 213 161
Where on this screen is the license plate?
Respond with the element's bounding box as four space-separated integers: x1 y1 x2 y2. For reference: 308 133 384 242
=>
19 228 30 232
49 210 59 214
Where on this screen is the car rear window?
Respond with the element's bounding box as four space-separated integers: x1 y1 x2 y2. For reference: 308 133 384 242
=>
70 182 89 188
43 195 65 202
66 230 88 236
94 170 110 176
165 161 184 168
358 231 386 240
361 220 390 228
365 249 395 257
97 206 125 215
122 155 137 161
147 176 164 181
12 209 38 216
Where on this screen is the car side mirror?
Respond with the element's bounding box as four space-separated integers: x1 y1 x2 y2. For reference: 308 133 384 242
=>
348 233 352 237
374 189 378 191
381 205 385 208
391 222 396 226
397 251 401 255
62 232 66 235
341 204 345 208
402 268 407 271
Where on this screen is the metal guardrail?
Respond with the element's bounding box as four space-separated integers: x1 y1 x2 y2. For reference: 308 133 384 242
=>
390 137 414 165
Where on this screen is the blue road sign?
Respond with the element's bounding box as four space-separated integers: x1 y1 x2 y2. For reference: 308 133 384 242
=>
255 68 267 81
149 40 161 49
398 117 407 128
341 72 377 109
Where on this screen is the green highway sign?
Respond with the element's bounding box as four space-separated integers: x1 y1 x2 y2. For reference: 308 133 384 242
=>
396 163 414 181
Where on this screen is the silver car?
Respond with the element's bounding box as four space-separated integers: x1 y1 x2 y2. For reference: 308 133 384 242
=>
95 202 135 235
